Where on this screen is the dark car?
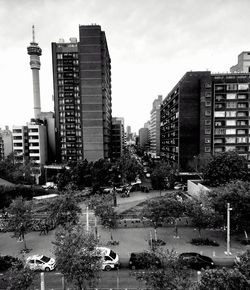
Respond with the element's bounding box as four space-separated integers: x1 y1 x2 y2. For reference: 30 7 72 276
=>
129 252 161 270
179 252 215 270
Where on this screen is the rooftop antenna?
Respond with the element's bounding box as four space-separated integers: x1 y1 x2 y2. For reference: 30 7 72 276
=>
32 25 35 43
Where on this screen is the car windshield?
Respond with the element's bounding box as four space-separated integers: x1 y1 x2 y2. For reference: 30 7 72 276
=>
109 250 116 259
40 256 50 263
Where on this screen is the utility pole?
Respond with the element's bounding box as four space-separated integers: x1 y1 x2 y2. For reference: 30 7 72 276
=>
225 203 232 255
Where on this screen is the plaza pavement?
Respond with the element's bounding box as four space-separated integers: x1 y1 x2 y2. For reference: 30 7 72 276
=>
0 190 247 267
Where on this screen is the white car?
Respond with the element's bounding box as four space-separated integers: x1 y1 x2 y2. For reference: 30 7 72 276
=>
97 247 119 271
26 255 56 272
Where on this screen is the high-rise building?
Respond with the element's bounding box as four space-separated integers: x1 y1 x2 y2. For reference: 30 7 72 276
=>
139 122 150 151
27 25 42 119
52 25 112 163
0 126 13 159
111 117 124 160
230 52 250 73
160 71 250 171
149 95 162 157
0 136 4 161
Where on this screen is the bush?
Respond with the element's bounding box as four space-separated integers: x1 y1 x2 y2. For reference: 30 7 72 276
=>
0 255 23 271
191 238 219 246
150 239 166 248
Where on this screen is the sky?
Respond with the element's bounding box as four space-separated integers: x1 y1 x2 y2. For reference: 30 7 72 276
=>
0 0 250 133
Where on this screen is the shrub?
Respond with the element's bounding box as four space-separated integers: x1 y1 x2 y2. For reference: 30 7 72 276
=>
191 238 219 246
0 255 23 271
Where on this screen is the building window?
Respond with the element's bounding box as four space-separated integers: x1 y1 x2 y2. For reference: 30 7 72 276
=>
214 147 223 153
226 137 236 143
226 84 238 91
205 129 211 134
205 147 211 152
238 94 248 100
214 138 224 144
237 129 247 135
205 138 211 143
214 111 225 117
225 146 236 151
205 120 211 125
205 101 211 107
237 111 248 117
226 129 236 135
226 120 236 126
226 111 236 117
205 83 212 89
215 85 224 91
215 95 224 102
226 93 236 99
238 84 249 91
205 110 211 116
226 102 237 109
237 137 247 143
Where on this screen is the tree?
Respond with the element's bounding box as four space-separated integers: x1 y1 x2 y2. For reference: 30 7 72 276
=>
185 200 222 238
202 151 249 186
134 248 194 290
94 202 118 242
208 181 250 232
196 268 249 290
69 160 92 189
48 193 81 227
3 265 37 290
235 249 250 279
117 153 143 184
54 225 102 290
151 161 177 191
142 198 184 242
7 197 32 252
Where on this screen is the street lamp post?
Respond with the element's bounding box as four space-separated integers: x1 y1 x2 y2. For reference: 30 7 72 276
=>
225 203 232 255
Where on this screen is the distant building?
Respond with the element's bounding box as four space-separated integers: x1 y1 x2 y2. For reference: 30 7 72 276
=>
149 95 162 157
52 24 112 163
111 117 124 160
161 71 250 171
139 122 150 151
230 52 250 73
0 126 13 159
0 135 4 161
12 125 29 164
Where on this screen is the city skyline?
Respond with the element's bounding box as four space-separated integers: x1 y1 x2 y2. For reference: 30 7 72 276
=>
1 0 250 133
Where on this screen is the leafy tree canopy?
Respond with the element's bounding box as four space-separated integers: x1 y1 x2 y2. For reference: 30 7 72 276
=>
151 161 177 190
196 268 249 290
202 151 249 186
235 249 250 279
208 180 250 232
54 225 102 290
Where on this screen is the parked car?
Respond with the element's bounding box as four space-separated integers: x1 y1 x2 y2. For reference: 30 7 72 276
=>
25 255 56 272
96 247 120 271
129 252 161 270
179 252 215 270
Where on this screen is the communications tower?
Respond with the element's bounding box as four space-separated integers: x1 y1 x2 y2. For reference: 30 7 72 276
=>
27 25 42 118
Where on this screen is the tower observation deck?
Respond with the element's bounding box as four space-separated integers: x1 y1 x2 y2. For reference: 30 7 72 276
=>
27 25 42 118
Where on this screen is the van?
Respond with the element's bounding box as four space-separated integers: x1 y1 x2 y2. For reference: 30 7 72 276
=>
96 247 119 271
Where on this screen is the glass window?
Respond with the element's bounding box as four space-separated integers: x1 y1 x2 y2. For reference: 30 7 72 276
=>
205 101 211 107
226 120 236 126
226 137 236 143
226 102 237 109
226 111 236 117
214 111 225 117
205 147 211 152
214 147 223 153
226 93 236 99
237 94 247 100
237 129 247 135
238 84 249 91
226 129 236 135
215 95 224 101
225 146 236 151
226 84 238 91
237 137 247 143
237 111 248 117
205 138 211 143
214 138 224 144
205 129 211 134
205 120 211 125
215 85 224 91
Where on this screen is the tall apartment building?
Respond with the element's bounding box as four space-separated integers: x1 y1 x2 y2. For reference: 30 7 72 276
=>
52 25 112 163
0 126 13 159
111 117 124 160
160 71 250 172
230 52 250 73
139 122 150 151
149 95 162 157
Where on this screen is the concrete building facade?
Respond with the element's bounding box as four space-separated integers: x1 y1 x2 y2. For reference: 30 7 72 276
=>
160 71 250 171
230 52 250 73
0 126 13 159
149 95 162 157
52 25 112 163
111 117 124 160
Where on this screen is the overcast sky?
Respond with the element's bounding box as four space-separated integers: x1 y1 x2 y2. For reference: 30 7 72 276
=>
0 0 250 133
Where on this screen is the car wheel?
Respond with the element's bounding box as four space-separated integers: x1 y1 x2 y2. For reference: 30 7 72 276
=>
105 265 112 271
45 267 50 272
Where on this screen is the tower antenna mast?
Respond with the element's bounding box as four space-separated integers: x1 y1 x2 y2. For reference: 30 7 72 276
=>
32 25 35 43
